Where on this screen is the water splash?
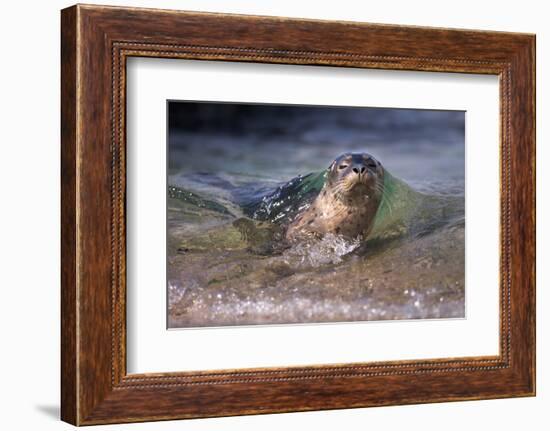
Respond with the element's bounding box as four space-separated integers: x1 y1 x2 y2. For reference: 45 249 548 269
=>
284 233 362 268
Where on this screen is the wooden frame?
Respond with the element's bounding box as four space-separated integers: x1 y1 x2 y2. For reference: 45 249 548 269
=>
61 4 535 425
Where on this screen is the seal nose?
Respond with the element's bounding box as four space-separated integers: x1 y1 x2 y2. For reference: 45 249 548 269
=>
351 164 367 175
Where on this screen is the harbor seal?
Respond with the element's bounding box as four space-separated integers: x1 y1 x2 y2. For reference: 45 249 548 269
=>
170 151 463 258
285 153 385 241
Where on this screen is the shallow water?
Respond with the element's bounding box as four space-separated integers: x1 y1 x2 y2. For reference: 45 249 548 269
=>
167 105 465 328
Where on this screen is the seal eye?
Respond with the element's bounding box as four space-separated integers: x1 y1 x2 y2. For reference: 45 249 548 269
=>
338 164 348 170
366 159 377 168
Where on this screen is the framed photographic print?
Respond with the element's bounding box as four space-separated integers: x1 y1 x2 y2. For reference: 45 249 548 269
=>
61 4 535 425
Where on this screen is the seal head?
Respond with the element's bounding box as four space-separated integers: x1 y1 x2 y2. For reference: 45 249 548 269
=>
285 153 385 241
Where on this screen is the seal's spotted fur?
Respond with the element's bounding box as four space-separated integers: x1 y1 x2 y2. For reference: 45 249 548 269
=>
285 153 384 241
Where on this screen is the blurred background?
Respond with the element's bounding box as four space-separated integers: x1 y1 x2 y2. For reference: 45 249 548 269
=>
168 102 465 193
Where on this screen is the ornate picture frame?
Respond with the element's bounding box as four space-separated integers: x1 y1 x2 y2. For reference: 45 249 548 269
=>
61 4 535 425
